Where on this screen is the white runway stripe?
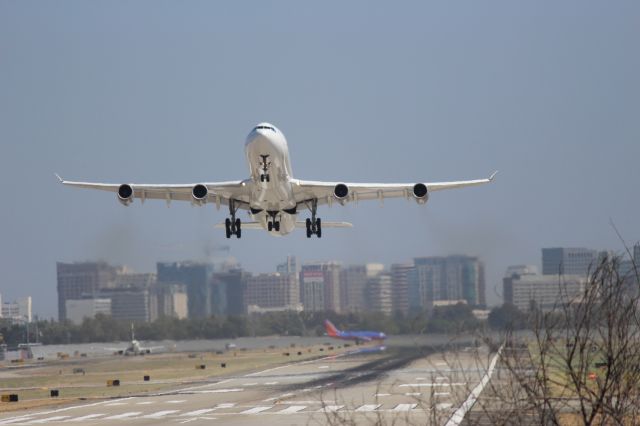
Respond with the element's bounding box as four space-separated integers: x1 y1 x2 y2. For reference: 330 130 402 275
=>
141 410 180 418
0 418 35 425
437 403 453 410
136 401 155 405
215 403 235 409
104 402 127 406
276 406 306 414
166 400 186 404
393 404 417 412
29 416 71 424
355 404 381 412
318 405 344 412
103 412 142 420
399 383 465 387
180 409 216 417
70 414 105 421
240 406 273 414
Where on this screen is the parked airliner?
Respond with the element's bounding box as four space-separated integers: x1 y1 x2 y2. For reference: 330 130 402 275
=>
57 123 496 238
324 320 386 344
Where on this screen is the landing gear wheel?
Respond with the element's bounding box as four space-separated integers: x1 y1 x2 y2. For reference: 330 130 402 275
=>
274 221 280 232
306 218 312 238
268 221 273 232
316 218 321 238
235 218 241 239
225 218 231 239
260 174 270 183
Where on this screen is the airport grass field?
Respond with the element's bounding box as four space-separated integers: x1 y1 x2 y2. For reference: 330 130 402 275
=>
0 343 352 412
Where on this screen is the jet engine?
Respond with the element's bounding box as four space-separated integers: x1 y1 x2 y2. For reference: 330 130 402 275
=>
192 184 208 205
412 183 429 204
334 183 349 201
117 184 134 206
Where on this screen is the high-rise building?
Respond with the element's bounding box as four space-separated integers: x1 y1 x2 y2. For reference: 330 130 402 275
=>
98 286 153 322
157 262 214 319
300 262 342 312
153 282 188 319
65 298 112 325
391 263 414 314
408 255 485 311
366 273 393 314
277 256 297 275
542 248 598 276
57 262 118 321
340 265 367 313
246 272 299 310
210 269 249 315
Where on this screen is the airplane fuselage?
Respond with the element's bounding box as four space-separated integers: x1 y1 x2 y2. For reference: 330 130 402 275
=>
244 123 299 236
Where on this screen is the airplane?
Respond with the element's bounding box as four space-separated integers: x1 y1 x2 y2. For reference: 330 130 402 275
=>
324 319 387 344
105 324 163 356
56 123 496 238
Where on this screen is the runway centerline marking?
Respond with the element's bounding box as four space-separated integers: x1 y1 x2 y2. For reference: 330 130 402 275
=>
135 401 155 405
166 400 186 404
240 406 273 414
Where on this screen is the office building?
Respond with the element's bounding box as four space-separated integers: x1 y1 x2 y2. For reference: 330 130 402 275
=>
366 273 393 314
157 262 214 319
1 296 32 324
391 263 414 314
300 262 342 312
246 272 299 310
542 248 598 276
210 270 248 315
153 282 188 319
57 262 118 321
65 298 112 325
409 255 486 311
503 265 539 305
509 274 586 312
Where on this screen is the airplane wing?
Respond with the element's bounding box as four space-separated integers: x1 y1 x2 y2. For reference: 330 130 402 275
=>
55 174 252 209
291 171 497 207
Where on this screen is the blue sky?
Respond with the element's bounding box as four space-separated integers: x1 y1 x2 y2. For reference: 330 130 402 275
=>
1 1 638 317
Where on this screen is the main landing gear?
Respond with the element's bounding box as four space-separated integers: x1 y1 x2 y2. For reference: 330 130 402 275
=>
267 211 281 232
305 199 321 238
259 155 270 182
225 199 241 239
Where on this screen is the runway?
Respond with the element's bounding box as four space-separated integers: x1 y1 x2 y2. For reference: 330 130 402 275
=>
0 345 498 425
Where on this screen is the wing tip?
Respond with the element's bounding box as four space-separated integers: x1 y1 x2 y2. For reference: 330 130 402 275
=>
54 173 64 183
489 170 498 181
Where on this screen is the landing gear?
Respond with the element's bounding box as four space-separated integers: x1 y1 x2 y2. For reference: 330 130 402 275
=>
225 200 241 239
305 199 321 238
259 155 271 183
267 211 280 232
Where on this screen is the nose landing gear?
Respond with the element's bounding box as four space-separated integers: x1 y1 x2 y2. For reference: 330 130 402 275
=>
259 155 271 182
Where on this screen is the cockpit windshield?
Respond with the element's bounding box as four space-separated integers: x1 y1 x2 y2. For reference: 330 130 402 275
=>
254 125 275 132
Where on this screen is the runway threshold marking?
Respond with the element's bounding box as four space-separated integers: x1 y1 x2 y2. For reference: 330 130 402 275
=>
103 412 142 420
276 406 307 414
240 406 273 414
445 345 504 426
140 410 180 418
393 404 417 412
355 404 381 412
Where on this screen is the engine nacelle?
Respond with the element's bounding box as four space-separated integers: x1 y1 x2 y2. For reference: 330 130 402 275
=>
333 183 349 202
117 184 134 206
412 183 429 204
192 184 208 205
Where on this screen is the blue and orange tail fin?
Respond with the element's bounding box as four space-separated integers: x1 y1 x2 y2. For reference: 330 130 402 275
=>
324 320 340 337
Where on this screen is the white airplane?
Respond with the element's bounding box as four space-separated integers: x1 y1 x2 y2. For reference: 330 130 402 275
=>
104 324 163 356
57 123 496 238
